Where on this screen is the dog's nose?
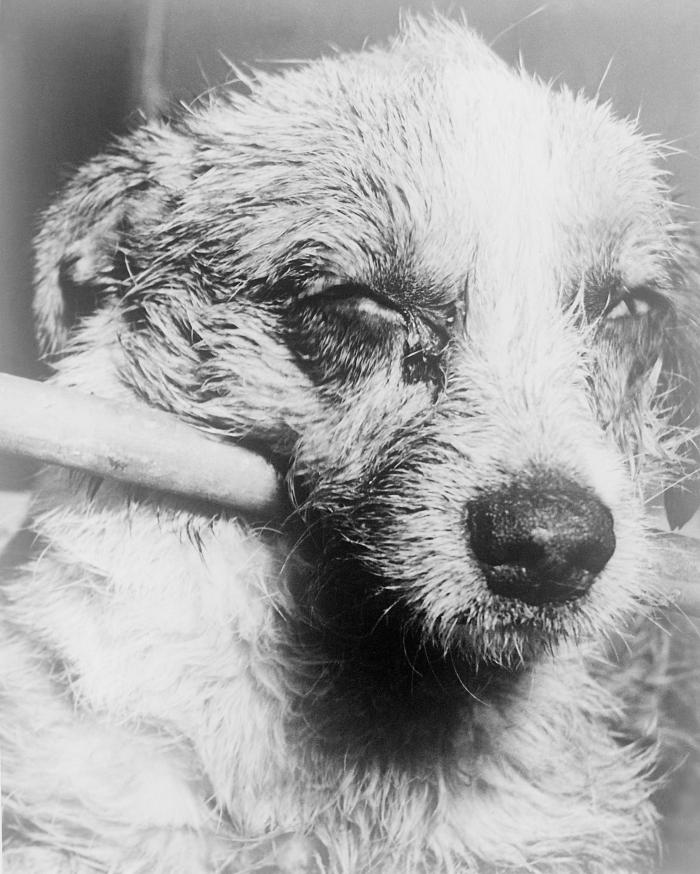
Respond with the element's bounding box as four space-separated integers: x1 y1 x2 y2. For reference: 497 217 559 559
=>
466 476 615 605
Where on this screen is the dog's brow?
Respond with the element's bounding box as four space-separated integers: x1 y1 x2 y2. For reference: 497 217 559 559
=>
284 260 463 317
372 265 464 311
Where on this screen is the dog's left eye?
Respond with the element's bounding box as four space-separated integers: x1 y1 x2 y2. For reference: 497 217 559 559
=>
603 286 669 321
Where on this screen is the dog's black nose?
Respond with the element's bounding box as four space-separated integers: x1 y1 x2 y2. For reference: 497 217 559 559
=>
466 475 615 605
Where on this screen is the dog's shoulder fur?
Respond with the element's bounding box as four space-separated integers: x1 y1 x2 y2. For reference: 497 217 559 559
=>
2 15 700 874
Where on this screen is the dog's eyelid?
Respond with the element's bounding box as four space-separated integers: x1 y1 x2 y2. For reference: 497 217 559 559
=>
299 278 406 317
625 284 670 305
297 276 347 299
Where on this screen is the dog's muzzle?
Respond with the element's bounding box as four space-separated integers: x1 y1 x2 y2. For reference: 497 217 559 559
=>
466 473 616 606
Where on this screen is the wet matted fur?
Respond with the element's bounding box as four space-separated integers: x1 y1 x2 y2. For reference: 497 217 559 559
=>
2 16 700 874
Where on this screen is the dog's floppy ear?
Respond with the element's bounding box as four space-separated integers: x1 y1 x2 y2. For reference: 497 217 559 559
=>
661 298 700 530
33 125 193 355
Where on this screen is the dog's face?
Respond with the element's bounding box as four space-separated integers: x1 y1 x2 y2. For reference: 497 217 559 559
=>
35 21 699 675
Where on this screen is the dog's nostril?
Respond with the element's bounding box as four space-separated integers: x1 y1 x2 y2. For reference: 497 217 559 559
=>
466 475 616 606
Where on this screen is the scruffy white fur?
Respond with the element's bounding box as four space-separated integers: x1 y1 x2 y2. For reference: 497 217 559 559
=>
2 17 699 874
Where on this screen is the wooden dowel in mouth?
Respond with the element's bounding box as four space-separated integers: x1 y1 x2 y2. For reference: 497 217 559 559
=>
0 372 285 517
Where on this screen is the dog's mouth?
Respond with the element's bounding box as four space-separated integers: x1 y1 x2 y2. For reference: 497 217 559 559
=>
286 545 514 766
287 516 594 664
278 463 629 758
282 499 622 764
288 468 617 626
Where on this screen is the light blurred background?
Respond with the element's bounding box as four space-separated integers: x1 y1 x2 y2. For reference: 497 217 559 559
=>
0 2 698 870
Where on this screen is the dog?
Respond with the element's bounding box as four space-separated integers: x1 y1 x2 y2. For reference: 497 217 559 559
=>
2 15 699 874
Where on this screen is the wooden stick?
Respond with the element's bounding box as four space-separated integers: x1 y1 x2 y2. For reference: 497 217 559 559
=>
0 373 284 516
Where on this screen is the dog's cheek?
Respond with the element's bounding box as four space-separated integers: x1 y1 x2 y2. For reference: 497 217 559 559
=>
278 301 448 478
198 302 323 452
289 380 436 501
117 297 320 455
589 307 696 512
658 328 700 529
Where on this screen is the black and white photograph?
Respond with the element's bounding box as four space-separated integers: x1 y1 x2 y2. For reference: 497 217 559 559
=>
1 2 699 872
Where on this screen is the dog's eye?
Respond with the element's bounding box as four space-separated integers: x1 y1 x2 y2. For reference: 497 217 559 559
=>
603 286 669 321
593 282 673 404
287 281 409 384
299 280 406 326
313 284 451 386
288 279 450 388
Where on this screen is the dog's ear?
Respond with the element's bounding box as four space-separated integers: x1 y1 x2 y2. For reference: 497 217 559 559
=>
33 126 193 355
661 303 700 530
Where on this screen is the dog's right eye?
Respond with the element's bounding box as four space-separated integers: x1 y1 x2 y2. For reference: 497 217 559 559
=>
288 280 451 389
287 281 409 384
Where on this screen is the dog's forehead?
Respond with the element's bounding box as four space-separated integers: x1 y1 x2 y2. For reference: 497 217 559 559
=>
190 30 673 301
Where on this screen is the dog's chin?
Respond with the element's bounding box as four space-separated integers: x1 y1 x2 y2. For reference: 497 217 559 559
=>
441 594 596 668
287 545 600 766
